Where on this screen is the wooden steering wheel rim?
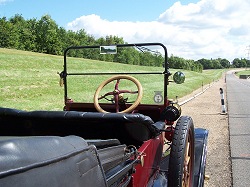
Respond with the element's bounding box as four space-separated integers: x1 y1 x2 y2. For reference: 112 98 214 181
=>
94 75 143 113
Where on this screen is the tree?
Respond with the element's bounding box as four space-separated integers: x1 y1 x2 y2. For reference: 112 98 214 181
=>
232 58 248 68
35 15 62 55
196 58 213 69
211 59 222 69
9 15 37 51
168 55 184 69
240 58 247 68
232 58 241 68
220 58 230 68
247 59 250 67
0 17 19 48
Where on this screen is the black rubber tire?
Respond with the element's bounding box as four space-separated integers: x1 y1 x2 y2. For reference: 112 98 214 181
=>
168 116 195 187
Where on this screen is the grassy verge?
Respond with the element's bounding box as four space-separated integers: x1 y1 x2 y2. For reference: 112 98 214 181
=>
235 69 250 77
0 48 224 111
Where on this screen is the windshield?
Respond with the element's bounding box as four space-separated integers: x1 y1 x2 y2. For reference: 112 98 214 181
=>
62 43 169 105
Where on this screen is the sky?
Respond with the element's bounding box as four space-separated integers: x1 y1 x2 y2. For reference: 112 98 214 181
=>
1 0 250 61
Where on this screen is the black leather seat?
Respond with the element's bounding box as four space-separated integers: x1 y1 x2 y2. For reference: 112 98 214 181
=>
0 107 165 146
0 136 108 187
87 139 121 149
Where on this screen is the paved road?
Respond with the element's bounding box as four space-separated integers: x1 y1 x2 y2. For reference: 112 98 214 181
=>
226 71 250 187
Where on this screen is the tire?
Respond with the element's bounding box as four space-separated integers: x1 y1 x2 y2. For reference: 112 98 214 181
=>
168 116 195 187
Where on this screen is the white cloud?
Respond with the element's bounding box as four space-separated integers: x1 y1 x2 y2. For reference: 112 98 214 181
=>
67 0 250 61
0 0 12 5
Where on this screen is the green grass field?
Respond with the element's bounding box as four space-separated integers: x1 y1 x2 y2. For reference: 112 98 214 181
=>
0 48 225 111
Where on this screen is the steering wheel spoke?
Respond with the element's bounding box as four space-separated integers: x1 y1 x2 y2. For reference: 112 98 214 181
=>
119 90 139 94
98 91 115 100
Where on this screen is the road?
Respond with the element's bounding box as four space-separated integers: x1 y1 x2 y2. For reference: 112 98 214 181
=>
180 75 231 187
226 71 250 187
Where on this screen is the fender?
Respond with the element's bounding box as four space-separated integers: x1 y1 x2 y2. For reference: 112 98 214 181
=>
194 128 209 187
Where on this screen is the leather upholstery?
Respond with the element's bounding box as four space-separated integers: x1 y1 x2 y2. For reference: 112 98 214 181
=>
87 139 121 149
0 136 107 187
0 107 165 145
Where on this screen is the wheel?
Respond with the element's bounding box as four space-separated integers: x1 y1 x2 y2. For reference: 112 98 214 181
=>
168 116 195 187
94 75 143 113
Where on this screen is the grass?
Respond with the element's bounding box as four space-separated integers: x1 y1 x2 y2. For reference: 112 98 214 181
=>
0 48 225 111
235 69 250 77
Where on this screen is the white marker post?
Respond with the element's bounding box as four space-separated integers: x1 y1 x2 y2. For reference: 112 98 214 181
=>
219 88 227 114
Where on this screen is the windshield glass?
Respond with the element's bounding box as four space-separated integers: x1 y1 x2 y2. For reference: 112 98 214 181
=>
64 44 167 105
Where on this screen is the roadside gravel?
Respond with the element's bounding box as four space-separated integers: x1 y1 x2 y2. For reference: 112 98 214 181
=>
178 74 232 187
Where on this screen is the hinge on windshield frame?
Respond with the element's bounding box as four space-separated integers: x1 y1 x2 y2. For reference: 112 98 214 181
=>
57 71 66 87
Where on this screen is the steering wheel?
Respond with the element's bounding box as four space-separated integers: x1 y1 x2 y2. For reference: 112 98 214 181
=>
94 75 143 113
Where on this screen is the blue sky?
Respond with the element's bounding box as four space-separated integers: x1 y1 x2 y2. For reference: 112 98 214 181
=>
1 0 250 61
0 0 199 26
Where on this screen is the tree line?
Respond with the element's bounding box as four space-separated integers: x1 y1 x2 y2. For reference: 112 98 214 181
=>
1 14 249 71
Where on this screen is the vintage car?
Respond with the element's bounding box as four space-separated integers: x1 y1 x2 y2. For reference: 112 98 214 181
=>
0 43 208 187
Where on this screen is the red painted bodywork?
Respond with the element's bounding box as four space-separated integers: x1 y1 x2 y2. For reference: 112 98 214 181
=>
65 102 170 187
131 135 164 186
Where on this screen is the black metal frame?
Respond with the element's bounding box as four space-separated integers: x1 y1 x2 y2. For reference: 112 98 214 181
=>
61 43 170 104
